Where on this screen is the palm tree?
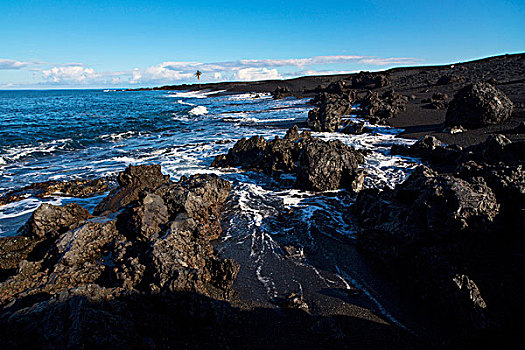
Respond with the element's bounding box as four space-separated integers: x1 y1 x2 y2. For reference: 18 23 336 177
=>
194 70 202 89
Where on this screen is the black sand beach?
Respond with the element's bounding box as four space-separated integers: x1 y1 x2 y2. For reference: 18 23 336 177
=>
1 53 524 349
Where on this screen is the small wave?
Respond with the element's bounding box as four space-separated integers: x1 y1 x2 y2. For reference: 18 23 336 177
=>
177 99 195 106
256 117 297 123
166 90 226 99
0 197 63 220
221 115 259 123
99 131 135 142
172 113 190 122
0 138 75 163
188 106 208 116
221 115 297 124
226 93 272 101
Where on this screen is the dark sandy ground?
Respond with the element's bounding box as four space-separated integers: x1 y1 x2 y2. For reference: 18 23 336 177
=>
145 53 525 147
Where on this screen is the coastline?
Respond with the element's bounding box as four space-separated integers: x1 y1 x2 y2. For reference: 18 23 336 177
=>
0 52 523 348
130 52 525 147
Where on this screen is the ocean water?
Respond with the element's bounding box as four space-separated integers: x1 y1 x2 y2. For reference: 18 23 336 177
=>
0 88 421 325
0 89 418 237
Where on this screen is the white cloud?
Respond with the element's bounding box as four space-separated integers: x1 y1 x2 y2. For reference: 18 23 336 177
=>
234 68 282 81
130 63 194 84
3 54 422 87
358 57 420 65
160 55 419 74
0 59 31 70
41 66 98 83
284 69 359 78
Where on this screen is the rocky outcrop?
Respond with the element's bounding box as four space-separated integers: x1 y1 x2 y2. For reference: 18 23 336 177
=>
0 164 238 347
94 164 170 215
340 122 366 135
351 72 391 89
0 177 115 206
297 139 365 191
392 134 524 169
354 166 500 262
422 92 449 109
353 135 525 339
271 86 293 99
212 126 365 192
445 82 514 128
357 90 408 123
22 202 91 238
391 135 462 164
212 136 267 169
307 91 356 132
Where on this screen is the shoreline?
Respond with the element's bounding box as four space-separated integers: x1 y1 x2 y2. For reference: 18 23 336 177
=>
0 52 524 348
130 52 524 147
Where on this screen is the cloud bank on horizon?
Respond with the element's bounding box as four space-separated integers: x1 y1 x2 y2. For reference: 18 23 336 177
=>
0 54 420 88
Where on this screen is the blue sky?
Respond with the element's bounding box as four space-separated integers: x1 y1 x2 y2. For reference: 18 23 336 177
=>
0 0 523 89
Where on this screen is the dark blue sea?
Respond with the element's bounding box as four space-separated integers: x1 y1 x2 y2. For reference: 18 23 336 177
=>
0 89 417 240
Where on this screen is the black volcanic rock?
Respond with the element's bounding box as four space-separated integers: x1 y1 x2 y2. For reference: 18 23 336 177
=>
297 139 365 191
340 122 366 135
157 174 231 240
445 82 514 128
353 131 525 339
352 166 503 331
435 74 466 86
392 134 525 171
307 91 356 132
271 86 293 99
0 164 238 323
94 164 170 215
357 90 408 123
22 202 91 239
391 135 462 164
423 92 449 109
212 126 365 192
0 177 115 206
463 134 525 165
351 72 391 89
354 166 500 261
307 105 342 132
211 135 267 169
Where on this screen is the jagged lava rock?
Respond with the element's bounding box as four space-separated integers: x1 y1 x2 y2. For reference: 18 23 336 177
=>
307 91 356 132
211 135 267 168
94 164 170 215
357 90 408 123
391 135 462 164
340 122 366 135
271 86 293 99
212 126 365 192
0 177 114 206
351 72 391 89
21 203 91 238
446 82 514 128
297 139 365 191
0 164 238 311
353 166 499 262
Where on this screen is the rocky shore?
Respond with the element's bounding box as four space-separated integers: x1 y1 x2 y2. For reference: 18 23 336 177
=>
1 53 524 348
0 165 240 348
207 53 525 346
